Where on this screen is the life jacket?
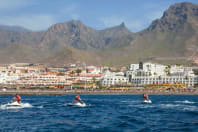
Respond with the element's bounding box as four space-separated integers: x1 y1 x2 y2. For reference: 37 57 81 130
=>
143 94 148 98
16 95 21 101
75 95 80 100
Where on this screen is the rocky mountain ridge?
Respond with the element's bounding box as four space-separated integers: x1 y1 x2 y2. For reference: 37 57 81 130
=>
0 2 198 66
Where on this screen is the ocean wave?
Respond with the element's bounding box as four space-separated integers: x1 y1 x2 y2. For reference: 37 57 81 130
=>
120 101 129 103
183 106 198 111
175 100 196 104
120 100 139 103
160 104 184 108
129 104 155 108
37 105 43 108
160 104 198 112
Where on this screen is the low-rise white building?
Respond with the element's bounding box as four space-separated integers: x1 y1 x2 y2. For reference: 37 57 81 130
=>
100 71 129 87
126 62 196 87
0 73 19 84
131 76 195 87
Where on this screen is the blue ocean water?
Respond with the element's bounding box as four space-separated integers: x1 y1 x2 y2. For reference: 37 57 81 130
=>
0 95 198 132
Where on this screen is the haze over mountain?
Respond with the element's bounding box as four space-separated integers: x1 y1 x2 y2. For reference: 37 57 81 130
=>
0 2 198 66
0 25 31 32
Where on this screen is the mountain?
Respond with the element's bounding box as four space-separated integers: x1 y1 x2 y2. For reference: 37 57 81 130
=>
40 20 98 50
0 2 198 66
40 20 134 51
124 2 198 64
99 22 134 48
0 29 44 48
0 25 31 32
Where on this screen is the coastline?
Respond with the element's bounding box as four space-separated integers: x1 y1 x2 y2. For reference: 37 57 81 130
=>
0 89 198 95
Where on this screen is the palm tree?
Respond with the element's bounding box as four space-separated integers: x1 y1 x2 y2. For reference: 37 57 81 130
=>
76 69 82 76
149 72 152 76
92 77 96 83
154 72 157 76
70 71 75 76
185 75 189 88
164 65 171 76
158 76 162 83
146 64 150 71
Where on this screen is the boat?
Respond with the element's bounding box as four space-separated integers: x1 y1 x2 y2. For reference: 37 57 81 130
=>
142 99 152 104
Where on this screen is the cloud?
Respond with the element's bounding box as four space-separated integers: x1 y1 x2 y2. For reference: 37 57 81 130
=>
0 2 81 31
60 4 80 20
60 4 78 13
0 14 56 31
0 0 33 10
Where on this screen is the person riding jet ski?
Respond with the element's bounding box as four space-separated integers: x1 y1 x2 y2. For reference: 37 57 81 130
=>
143 93 148 100
73 94 83 104
13 94 21 104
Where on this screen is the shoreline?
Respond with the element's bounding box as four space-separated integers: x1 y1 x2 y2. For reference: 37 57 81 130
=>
0 89 198 95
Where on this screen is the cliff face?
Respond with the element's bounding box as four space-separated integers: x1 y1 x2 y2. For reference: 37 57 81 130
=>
129 2 198 61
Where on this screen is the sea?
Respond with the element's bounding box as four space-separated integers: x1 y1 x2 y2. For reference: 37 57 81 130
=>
0 95 198 132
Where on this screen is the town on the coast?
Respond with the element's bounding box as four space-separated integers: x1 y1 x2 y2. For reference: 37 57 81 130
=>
0 61 198 94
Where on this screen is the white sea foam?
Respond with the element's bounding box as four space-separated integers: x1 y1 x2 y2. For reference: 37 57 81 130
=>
175 100 196 104
121 100 139 103
183 106 198 111
129 104 155 108
0 102 33 110
159 103 198 112
160 104 183 108
37 105 43 108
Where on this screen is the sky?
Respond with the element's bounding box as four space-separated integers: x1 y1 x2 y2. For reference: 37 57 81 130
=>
0 0 198 32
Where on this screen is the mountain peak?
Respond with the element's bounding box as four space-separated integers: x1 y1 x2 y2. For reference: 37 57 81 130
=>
171 2 195 8
68 20 83 25
120 22 125 27
146 2 198 32
108 22 128 31
163 2 198 18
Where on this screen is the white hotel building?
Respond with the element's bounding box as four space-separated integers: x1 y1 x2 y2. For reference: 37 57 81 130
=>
100 71 129 87
125 62 196 87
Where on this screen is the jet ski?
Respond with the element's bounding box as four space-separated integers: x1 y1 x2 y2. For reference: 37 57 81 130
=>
67 101 86 107
7 101 22 107
142 99 152 104
0 100 32 110
6 101 23 108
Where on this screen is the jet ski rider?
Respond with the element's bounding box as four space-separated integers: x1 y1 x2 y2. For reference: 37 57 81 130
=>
73 94 83 104
13 94 21 104
143 93 148 100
